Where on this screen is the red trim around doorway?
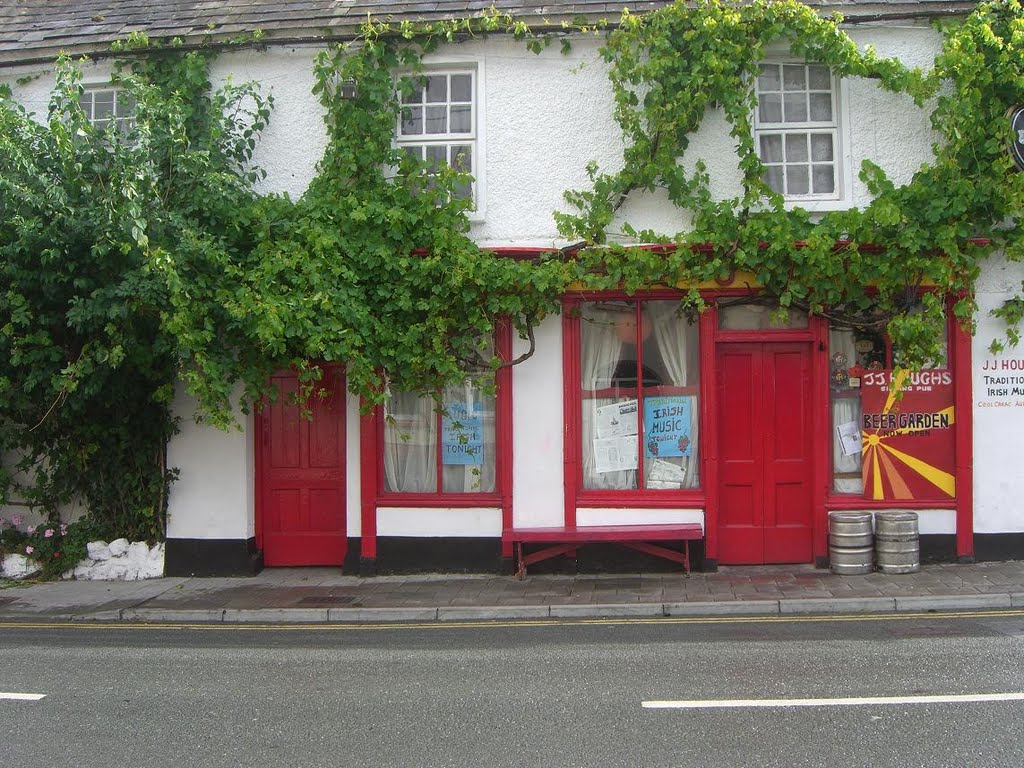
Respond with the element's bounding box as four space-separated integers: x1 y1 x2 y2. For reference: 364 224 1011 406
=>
953 308 974 559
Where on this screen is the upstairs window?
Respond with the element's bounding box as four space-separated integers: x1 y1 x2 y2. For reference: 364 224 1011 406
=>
78 87 134 131
397 70 476 202
755 63 839 200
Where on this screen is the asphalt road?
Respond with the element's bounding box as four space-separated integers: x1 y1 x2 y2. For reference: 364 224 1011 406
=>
3 611 1024 767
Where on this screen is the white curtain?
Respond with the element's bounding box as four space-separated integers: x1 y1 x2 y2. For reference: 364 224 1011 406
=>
383 391 437 492
580 303 633 489
647 301 699 488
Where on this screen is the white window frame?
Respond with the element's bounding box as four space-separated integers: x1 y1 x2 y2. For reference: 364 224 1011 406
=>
78 85 134 131
754 60 852 212
395 62 486 221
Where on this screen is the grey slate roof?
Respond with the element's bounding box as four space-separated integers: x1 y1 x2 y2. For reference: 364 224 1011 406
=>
0 0 978 65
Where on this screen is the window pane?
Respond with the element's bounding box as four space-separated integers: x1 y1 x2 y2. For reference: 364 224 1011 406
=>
830 329 864 493
812 163 835 194
116 93 136 119
641 301 700 489
383 392 437 493
758 63 781 92
401 106 423 135
425 75 447 103
785 133 808 162
808 65 831 91
893 302 948 368
451 145 472 173
719 304 809 330
441 383 495 493
450 105 472 133
426 145 447 169
78 93 93 118
402 145 424 163
811 133 833 161
580 302 637 490
809 92 833 122
402 83 423 104
787 164 809 195
425 105 447 133
452 145 473 198
760 134 783 163
579 301 700 491
450 74 472 102
758 93 782 123
783 64 806 91
783 92 807 122
94 95 114 120
764 166 785 194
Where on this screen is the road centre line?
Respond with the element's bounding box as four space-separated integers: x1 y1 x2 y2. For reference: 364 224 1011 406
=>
642 692 1024 709
0 692 46 701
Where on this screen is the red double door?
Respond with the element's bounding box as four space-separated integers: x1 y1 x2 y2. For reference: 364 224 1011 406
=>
258 367 347 567
717 342 814 564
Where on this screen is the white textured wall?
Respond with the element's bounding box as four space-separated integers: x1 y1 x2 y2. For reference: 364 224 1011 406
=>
166 389 254 540
511 315 564 528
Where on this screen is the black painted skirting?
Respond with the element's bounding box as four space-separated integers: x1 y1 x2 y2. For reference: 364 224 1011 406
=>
165 537 263 577
371 537 504 574
975 533 1024 562
168 533 1024 577
917 533 1024 563
361 536 708 575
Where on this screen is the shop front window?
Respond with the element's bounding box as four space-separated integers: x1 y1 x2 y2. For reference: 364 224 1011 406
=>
829 312 949 495
383 381 496 494
579 300 700 491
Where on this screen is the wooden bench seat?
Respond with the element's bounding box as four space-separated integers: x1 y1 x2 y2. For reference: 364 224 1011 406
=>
503 523 704 578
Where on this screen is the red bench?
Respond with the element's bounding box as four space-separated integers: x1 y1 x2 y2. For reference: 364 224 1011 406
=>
504 523 704 578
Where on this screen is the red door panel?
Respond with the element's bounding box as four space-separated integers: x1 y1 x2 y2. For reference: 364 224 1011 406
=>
259 367 347 567
717 343 813 564
718 345 764 562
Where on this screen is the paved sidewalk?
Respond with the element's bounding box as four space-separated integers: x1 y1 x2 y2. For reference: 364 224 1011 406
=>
3 560 1024 623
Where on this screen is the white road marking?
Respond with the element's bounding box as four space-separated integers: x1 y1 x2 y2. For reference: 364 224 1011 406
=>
0 692 46 701
643 692 1024 709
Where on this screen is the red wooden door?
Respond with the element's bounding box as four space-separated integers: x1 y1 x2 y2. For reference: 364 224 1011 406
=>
717 342 813 564
258 367 347 566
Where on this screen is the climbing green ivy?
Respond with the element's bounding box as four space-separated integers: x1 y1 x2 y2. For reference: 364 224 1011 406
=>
557 0 1024 363
1 0 1023 551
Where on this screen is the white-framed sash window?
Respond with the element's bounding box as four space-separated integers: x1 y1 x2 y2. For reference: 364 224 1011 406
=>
78 87 134 131
755 62 840 202
397 70 477 204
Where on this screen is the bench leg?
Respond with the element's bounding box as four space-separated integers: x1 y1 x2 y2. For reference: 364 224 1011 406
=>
622 541 691 574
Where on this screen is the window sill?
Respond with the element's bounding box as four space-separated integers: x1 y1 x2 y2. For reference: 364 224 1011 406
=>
783 198 849 213
826 496 955 510
377 493 502 508
576 490 705 508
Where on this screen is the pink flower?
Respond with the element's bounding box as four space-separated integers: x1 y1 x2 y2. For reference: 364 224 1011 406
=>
25 545 34 555
26 525 36 535
44 528 54 538
12 514 23 526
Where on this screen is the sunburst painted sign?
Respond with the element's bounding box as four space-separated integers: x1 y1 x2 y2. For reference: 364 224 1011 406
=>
860 369 955 500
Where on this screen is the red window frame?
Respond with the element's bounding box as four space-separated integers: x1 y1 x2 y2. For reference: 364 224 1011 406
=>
371 322 512 508
826 294 962 510
562 292 708 520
